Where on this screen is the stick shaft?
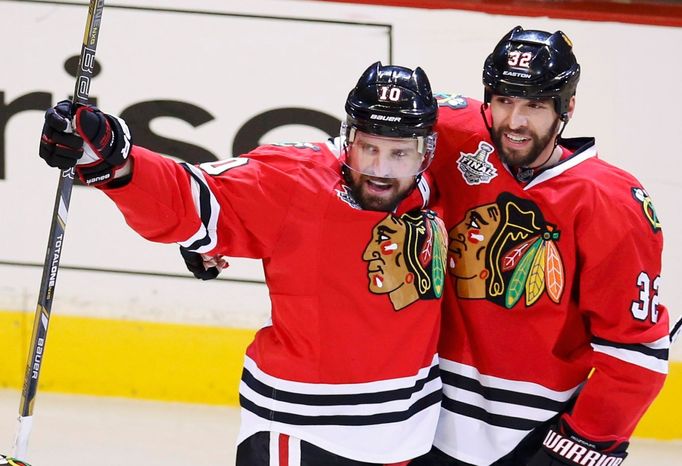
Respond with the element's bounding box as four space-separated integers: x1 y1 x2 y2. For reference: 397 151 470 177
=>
14 0 106 459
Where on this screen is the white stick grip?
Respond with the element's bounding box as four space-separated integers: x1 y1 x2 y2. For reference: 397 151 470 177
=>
13 415 33 460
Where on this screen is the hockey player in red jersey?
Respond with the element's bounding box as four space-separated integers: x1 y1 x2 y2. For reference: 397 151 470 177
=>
37 62 447 465
411 26 670 466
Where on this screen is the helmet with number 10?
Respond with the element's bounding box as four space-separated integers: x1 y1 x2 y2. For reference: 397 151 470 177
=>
341 62 438 180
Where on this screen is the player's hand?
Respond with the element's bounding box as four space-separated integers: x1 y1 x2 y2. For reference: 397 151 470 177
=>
39 100 132 186
527 418 628 465
39 100 84 169
180 246 229 280
0 454 32 466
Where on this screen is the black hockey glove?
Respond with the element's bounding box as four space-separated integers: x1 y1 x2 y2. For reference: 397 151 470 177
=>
0 454 32 466
39 100 132 186
528 418 628 466
180 247 229 280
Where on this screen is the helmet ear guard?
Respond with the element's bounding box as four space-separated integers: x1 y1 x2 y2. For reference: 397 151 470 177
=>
482 26 580 120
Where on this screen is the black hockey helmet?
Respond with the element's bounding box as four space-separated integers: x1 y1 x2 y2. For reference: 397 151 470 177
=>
345 61 438 138
482 26 580 120
342 62 438 177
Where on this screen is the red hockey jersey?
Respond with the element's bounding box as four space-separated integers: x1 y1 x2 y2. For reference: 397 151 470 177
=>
101 139 447 463
428 94 669 465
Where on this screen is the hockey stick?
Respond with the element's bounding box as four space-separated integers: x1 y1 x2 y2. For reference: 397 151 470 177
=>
10 0 106 461
671 315 682 344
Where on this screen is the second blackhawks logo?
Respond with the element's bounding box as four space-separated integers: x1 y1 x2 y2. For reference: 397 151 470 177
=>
448 192 565 309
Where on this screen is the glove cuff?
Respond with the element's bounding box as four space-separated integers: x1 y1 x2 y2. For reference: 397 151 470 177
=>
179 246 221 280
75 109 132 186
539 422 628 465
76 156 131 186
104 114 132 166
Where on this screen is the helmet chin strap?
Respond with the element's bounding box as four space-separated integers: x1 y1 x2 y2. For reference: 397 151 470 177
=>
554 113 569 148
481 103 569 182
480 103 493 135
537 114 569 169
514 116 567 182
527 116 567 166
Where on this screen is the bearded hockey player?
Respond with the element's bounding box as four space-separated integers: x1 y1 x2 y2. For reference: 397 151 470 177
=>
38 62 447 465
413 26 670 466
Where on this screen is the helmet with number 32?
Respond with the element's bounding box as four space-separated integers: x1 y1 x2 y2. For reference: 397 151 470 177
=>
482 26 581 121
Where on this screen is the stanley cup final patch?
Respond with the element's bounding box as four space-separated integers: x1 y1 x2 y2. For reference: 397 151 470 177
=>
336 184 362 210
457 141 498 185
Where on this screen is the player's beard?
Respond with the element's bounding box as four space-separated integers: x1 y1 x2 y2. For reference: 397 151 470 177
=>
345 169 414 212
491 121 558 168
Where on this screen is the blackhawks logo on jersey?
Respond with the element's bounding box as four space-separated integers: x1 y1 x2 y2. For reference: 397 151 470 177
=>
447 192 565 309
362 209 447 311
631 187 661 232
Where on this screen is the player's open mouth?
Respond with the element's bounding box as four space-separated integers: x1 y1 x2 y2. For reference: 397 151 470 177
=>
504 132 530 143
366 178 392 192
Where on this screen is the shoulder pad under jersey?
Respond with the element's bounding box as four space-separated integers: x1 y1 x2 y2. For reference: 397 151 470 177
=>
269 142 322 152
434 92 468 109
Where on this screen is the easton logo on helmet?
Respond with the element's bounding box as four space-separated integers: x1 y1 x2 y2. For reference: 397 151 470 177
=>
503 70 531 79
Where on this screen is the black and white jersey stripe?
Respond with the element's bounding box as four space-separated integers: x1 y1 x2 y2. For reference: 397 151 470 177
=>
434 359 580 465
671 316 682 343
416 175 430 209
326 137 342 157
591 335 669 374
524 145 597 190
238 354 442 462
177 163 220 253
